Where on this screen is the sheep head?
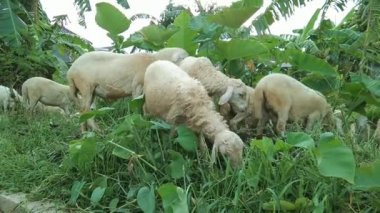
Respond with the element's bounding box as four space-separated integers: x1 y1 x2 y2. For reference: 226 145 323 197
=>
218 79 248 113
154 47 189 64
211 130 244 168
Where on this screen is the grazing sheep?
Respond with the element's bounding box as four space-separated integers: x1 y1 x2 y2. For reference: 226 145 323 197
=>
143 60 244 167
22 77 75 114
0 85 21 112
252 73 333 137
179 56 248 115
67 47 188 131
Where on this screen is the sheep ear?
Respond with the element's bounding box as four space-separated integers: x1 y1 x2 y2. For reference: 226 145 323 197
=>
218 86 233 105
173 53 186 64
211 143 218 164
132 84 144 98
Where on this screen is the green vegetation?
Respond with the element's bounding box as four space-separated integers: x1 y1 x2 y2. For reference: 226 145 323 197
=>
1 100 380 212
1 0 380 212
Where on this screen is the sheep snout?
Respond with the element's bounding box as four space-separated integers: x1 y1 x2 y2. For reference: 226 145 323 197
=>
213 130 244 168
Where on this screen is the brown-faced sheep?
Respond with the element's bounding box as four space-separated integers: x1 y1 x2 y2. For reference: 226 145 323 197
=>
22 77 75 114
67 47 188 131
143 60 244 168
179 56 248 116
252 73 333 137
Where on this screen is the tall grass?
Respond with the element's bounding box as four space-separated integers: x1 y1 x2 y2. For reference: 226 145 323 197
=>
0 99 379 212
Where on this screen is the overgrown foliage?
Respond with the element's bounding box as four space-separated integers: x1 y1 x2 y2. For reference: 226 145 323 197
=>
0 0 93 88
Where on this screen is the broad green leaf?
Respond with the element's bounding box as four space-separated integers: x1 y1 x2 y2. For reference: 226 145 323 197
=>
298 9 321 43
109 198 119 211
137 186 156 213
158 183 189 213
113 114 152 135
69 137 97 172
150 120 172 130
189 15 223 42
0 0 27 47
167 150 186 179
251 137 275 161
174 125 197 152
167 11 198 55
91 186 106 205
353 160 380 191
139 24 179 47
301 74 338 94
95 2 131 35
208 0 263 28
251 7 275 35
130 95 145 114
215 38 270 60
112 145 132 160
273 139 293 152
352 73 380 98
68 180 86 205
285 49 337 77
286 132 315 149
116 0 129 9
91 176 107 189
313 133 356 183
79 107 114 123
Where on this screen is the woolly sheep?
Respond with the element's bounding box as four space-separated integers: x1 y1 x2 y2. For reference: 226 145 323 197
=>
67 47 188 131
252 73 333 137
22 77 75 114
143 60 244 167
0 85 21 112
179 56 248 114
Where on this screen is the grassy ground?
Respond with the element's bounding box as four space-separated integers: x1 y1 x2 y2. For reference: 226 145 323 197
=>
0 100 379 212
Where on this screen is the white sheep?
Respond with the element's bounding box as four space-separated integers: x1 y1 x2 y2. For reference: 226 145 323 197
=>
179 56 248 115
143 60 244 167
252 73 333 137
0 85 21 112
22 77 75 114
67 47 188 131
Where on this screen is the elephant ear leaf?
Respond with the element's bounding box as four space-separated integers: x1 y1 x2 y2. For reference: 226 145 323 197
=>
0 0 27 47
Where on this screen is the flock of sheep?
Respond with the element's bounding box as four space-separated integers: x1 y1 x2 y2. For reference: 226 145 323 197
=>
1 47 380 168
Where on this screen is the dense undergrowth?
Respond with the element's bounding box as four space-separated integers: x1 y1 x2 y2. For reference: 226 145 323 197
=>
1 98 380 212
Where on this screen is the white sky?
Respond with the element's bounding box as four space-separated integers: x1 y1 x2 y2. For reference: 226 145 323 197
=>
40 0 356 48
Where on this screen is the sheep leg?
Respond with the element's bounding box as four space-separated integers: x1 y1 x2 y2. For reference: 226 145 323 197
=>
256 109 269 137
27 98 39 113
3 101 7 113
276 110 289 138
229 112 247 130
305 111 320 132
80 89 98 132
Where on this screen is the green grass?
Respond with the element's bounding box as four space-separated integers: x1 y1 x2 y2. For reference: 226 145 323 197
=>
0 100 380 212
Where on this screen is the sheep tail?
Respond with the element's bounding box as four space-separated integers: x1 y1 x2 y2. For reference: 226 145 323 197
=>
67 76 79 98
